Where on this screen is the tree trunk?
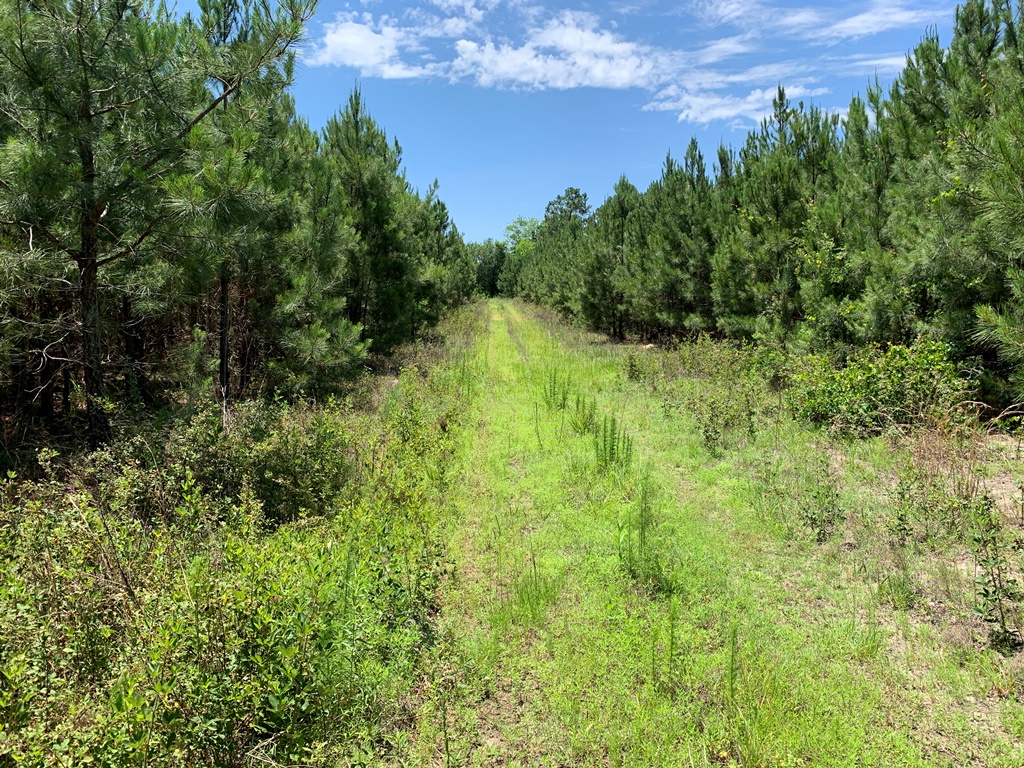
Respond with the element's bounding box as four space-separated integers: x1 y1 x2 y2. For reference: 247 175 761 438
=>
219 265 230 403
37 350 56 425
78 94 110 448
80 259 110 448
239 337 253 398
61 357 71 417
8 358 28 416
121 297 153 405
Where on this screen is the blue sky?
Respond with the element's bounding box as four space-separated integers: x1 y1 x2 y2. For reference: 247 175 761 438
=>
290 0 956 242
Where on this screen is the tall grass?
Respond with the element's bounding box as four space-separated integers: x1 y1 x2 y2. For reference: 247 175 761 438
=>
595 414 633 469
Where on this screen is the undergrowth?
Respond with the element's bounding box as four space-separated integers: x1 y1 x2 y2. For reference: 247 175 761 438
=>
623 331 1024 654
788 340 973 436
0 304 485 766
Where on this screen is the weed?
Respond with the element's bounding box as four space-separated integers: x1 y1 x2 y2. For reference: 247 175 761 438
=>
490 552 560 631
886 424 985 548
799 455 842 543
970 495 1023 651
617 469 676 596
750 459 796 535
839 610 884 662
887 474 915 547
567 394 597 436
877 570 920 611
595 414 633 469
664 334 749 382
652 597 687 699
541 369 571 411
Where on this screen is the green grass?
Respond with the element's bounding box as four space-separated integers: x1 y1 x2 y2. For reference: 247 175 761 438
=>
11 298 1021 765
395 299 1024 768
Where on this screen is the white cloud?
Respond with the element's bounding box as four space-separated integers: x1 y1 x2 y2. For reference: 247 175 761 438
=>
694 0 757 25
450 11 676 90
310 14 434 77
646 83 830 124
691 0 943 42
696 34 757 65
831 52 910 76
306 1 948 126
406 8 479 39
819 2 941 41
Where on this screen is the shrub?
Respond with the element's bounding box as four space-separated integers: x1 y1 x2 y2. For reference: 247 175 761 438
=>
0 325 474 766
167 400 356 526
683 385 760 456
970 495 1024 652
788 340 972 436
623 349 662 384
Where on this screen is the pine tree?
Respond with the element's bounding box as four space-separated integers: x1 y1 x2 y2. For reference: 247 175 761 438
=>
0 0 314 445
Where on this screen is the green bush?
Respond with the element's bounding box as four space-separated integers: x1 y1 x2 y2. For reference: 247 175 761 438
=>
0 309 480 766
166 399 356 527
788 340 971 435
623 349 662 384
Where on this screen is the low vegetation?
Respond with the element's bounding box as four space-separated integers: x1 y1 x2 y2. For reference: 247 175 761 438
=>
394 300 1024 768
0 307 482 766
3 296 1024 766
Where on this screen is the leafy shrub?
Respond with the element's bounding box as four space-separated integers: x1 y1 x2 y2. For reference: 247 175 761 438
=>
623 349 662 384
887 461 975 546
970 495 1023 652
0 314 478 766
682 386 760 456
798 456 842 543
788 340 971 436
662 334 751 382
167 399 356 526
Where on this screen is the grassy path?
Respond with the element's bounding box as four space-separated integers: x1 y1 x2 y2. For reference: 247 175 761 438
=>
397 300 1024 768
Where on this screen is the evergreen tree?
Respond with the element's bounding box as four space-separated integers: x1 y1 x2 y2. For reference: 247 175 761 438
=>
581 176 641 338
0 0 313 445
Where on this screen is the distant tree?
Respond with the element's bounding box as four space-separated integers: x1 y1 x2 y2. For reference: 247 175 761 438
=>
324 89 417 350
497 216 539 297
472 239 508 297
531 188 590 314
647 140 716 335
581 176 641 338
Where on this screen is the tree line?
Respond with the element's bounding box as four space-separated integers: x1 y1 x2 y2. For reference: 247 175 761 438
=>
480 0 1024 403
0 0 476 450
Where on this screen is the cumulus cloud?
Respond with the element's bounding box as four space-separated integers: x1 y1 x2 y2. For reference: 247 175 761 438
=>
449 11 676 89
309 13 434 77
306 0 948 125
